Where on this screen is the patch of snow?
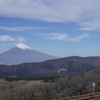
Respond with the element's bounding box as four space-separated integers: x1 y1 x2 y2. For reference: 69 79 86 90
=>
15 43 34 50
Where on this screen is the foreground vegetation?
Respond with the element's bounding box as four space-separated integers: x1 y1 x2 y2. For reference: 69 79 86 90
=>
0 75 100 100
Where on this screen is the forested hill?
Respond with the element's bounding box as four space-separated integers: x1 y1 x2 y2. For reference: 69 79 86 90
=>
0 56 100 78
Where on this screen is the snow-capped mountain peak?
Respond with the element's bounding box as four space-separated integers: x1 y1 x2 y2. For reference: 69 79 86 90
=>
0 43 57 65
15 43 34 50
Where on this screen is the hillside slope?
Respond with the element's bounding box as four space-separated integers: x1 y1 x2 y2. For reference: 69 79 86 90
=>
0 56 98 78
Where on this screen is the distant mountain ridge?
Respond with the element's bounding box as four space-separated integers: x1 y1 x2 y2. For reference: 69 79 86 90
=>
0 43 57 65
0 56 100 78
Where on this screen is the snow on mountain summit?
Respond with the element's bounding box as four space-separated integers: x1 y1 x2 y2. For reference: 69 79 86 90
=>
15 43 34 50
0 43 57 65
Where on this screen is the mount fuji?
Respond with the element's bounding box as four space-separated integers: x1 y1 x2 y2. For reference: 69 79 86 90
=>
0 43 57 65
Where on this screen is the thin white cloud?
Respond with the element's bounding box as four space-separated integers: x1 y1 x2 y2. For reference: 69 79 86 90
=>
92 35 99 37
43 33 89 42
0 26 46 31
0 35 26 42
46 33 68 40
0 0 100 30
17 37 26 42
0 35 14 41
66 33 89 42
79 21 100 31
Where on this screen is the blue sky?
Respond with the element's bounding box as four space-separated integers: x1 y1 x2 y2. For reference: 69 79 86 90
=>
0 0 100 57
